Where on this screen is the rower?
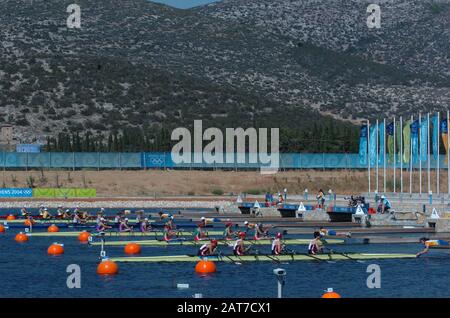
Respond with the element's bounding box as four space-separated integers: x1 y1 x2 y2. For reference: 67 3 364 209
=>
198 239 219 257
254 222 269 240
20 207 29 217
319 227 351 238
96 217 112 232
140 218 152 232
38 205 45 216
62 209 71 219
119 218 132 232
244 221 256 234
193 223 208 241
114 212 123 224
223 222 235 240
158 211 173 221
56 206 64 218
72 212 83 224
165 216 176 231
416 237 449 257
271 233 284 255
163 225 177 241
42 208 52 220
308 231 324 255
135 210 144 223
233 232 248 256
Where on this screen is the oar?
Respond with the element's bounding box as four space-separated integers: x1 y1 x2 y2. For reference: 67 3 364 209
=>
283 246 328 262
323 247 363 263
216 250 242 265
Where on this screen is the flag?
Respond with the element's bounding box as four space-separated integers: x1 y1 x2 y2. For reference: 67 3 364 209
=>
369 124 377 166
387 122 395 163
420 117 428 162
442 117 449 164
432 114 439 160
411 120 419 164
403 119 411 164
396 121 402 163
359 125 368 165
378 122 385 165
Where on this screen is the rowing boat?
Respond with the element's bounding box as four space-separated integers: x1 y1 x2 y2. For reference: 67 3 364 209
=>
108 253 417 263
25 230 225 237
90 238 344 246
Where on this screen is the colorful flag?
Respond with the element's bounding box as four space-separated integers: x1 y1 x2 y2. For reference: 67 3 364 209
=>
420 117 428 162
378 122 385 165
359 125 368 165
387 122 395 163
403 119 411 164
396 121 402 163
411 120 419 164
369 124 377 166
442 117 449 164
432 114 439 160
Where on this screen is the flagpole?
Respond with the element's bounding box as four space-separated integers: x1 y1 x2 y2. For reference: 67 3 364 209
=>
367 119 370 195
400 116 403 194
393 117 396 194
427 113 430 195
383 118 386 194
437 112 440 196
419 113 422 197
447 110 449 196
410 115 413 196
376 119 379 193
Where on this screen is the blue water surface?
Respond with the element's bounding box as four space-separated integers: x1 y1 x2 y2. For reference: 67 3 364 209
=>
1 226 449 298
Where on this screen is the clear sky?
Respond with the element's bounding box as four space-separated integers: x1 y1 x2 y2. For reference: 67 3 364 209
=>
150 0 220 9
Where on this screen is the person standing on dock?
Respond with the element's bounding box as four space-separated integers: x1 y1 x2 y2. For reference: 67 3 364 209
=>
316 189 325 209
198 239 218 256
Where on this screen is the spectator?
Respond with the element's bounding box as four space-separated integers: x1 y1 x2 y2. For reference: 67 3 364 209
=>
377 195 391 214
316 189 325 209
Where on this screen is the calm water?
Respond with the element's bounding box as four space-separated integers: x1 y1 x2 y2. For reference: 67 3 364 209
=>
149 0 220 9
1 228 449 298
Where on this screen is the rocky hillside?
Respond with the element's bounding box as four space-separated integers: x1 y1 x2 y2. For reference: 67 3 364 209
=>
0 0 448 143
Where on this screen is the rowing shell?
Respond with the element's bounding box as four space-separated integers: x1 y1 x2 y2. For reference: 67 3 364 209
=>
25 230 225 237
90 238 344 247
109 253 417 263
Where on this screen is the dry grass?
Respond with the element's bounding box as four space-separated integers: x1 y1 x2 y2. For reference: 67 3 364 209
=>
0 169 447 196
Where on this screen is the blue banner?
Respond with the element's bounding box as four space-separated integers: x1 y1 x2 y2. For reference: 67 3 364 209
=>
420 117 428 162
359 125 368 165
411 120 419 164
432 115 439 160
0 188 32 198
378 122 385 165
369 125 377 166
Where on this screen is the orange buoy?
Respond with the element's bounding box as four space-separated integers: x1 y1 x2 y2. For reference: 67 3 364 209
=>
78 231 91 243
47 243 64 255
321 288 341 298
124 242 141 255
47 224 59 232
15 232 29 243
97 259 119 275
0 224 5 233
24 219 35 226
6 215 16 221
195 260 216 274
